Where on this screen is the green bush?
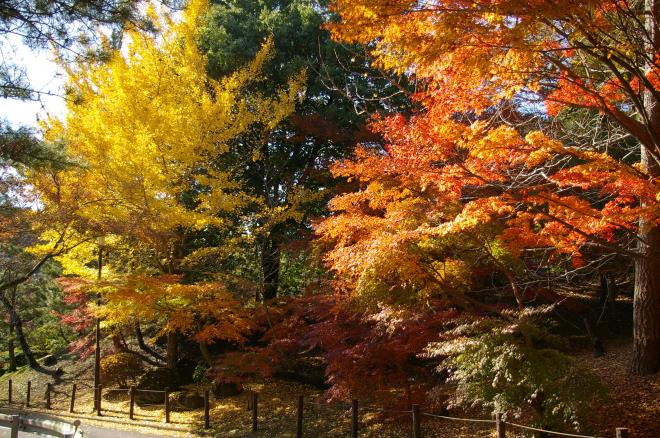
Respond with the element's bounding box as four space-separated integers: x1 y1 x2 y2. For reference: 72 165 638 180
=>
192 362 211 384
430 308 604 434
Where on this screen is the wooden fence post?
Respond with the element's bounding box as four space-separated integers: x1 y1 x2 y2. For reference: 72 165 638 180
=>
70 383 76 413
204 389 210 429
247 390 252 410
96 385 102 416
412 404 421 438
46 383 51 410
8 379 12 404
165 387 170 423
251 392 258 432
10 414 19 438
495 412 505 438
616 428 629 438
351 399 359 438
129 387 135 420
296 395 303 438
26 381 31 408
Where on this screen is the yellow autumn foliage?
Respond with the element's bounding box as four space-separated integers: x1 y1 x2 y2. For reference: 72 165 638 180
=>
32 0 304 251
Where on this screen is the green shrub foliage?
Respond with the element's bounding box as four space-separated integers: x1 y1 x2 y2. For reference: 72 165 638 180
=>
429 307 604 433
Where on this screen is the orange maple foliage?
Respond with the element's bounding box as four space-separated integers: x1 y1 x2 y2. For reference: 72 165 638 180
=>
321 0 659 308
97 274 253 345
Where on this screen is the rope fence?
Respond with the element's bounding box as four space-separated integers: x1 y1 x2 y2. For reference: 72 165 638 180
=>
505 421 606 438
1 380 631 437
421 412 496 424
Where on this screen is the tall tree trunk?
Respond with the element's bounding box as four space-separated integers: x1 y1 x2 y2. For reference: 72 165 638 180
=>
8 287 16 371
632 0 660 375
199 342 213 365
166 331 178 370
260 238 280 301
8 322 16 371
632 158 660 373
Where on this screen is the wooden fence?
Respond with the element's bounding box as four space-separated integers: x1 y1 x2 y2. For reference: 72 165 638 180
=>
2 379 630 437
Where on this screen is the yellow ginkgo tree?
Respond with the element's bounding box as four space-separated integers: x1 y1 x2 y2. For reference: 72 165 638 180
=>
35 0 303 254
30 0 304 366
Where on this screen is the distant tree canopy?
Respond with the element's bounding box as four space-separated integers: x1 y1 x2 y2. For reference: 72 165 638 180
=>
199 0 412 300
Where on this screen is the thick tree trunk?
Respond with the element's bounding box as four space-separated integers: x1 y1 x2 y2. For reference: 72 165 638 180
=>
8 287 16 371
199 342 213 364
260 238 280 301
166 331 178 370
632 140 660 373
8 323 16 371
632 225 660 374
632 0 660 375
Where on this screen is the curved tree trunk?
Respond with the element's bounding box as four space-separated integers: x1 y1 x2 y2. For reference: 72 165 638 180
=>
632 0 660 375
1 295 50 374
135 320 165 362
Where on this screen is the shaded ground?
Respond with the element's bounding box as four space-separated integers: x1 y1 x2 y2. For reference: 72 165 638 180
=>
0 336 657 437
579 337 660 438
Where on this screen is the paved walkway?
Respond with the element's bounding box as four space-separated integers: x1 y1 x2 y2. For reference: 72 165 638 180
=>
0 417 166 438
0 425 164 437
80 424 166 437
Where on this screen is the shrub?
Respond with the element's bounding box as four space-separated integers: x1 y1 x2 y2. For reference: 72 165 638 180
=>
192 361 210 384
428 307 604 434
135 367 179 404
136 367 179 390
101 353 143 387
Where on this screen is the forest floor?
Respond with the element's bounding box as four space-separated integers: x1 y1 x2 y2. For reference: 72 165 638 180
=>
0 337 658 438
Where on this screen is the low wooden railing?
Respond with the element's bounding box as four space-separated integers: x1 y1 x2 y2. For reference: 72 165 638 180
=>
2 379 631 437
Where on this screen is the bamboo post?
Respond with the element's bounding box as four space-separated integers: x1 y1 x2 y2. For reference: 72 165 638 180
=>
495 412 505 438
251 392 258 432
351 399 358 438
10 414 19 438
96 385 102 416
26 381 31 408
616 428 629 438
129 387 135 420
8 379 12 404
46 383 51 410
412 404 421 438
204 390 210 429
296 395 303 438
165 387 170 423
70 383 76 413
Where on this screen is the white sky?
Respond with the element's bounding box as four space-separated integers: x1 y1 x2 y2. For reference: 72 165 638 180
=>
0 36 67 129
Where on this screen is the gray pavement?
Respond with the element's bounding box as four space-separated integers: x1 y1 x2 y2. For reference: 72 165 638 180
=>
1 421 167 438
80 424 168 437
